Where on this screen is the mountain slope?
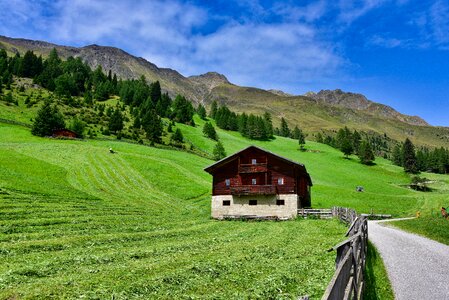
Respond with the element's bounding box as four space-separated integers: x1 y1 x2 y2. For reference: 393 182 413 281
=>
1 35 448 147
305 89 428 126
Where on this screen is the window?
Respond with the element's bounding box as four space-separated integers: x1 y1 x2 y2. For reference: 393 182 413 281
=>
223 200 231 206
225 179 231 187
252 178 257 185
251 159 257 165
249 200 257 206
278 177 284 185
276 199 285 206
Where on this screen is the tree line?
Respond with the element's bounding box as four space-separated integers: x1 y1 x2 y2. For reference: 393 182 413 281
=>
392 138 449 174
1 48 197 145
316 127 375 165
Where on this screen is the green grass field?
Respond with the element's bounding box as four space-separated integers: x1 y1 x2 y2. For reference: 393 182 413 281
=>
0 122 348 299
1 110 448 298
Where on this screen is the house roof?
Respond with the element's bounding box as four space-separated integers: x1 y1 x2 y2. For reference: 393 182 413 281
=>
204 145 312 185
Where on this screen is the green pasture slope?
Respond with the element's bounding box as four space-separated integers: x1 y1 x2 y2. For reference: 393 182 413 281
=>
0 123 345 299
1 113 448 298
180 116 449 217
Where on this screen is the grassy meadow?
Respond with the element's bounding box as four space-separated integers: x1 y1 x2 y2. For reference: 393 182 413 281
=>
0 122 348 299
1 109 449 298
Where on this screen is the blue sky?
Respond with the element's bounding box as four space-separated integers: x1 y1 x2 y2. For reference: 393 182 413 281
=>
1 0 448 126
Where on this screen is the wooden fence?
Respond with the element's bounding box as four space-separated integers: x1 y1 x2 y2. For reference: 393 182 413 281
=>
322 207 368 300
297 208 332 219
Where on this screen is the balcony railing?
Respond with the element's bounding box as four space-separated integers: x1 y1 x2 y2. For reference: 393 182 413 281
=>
230 185 277 196
238 163 268 173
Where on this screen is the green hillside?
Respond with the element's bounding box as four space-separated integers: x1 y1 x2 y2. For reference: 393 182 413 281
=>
2 35 449 149
1 108 448 298
1 122 345 299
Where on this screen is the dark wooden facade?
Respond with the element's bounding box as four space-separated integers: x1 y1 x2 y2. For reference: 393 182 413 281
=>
52 129 78 139
204 145 312 207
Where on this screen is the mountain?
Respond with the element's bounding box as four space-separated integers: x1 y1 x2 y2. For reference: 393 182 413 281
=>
305 89 428 126
1 35 448 147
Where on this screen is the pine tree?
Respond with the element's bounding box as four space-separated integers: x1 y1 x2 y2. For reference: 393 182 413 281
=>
392 144 402 166
133 116 141 129
316 132 324 143
171 95 194 125
280 117 290 137
358 140 375 165
68 118 86 138
213 141 226 161
341 138 354 158
31 100 65 137
263 112 274 139
143 109 162 144
150 81 161 105
209 100 218 119
352 130 362 154
297 128 306 150
197 103 207 120
171 128 184 143
108 107 124 133
403 138 418 173
203 122 218 140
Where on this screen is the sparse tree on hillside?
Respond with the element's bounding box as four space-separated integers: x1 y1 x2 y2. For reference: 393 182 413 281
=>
209 100 218 119
68 118 86 138
171 128 184 143
31 100 65 137
341 138 354 158
392 144 402 166
280 117 290 137
203 122 218 140
213 141 226 161
197 103 207 120
403 138 418 173
358 140 375 165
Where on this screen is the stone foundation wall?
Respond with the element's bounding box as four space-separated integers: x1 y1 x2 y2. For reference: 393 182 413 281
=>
211 194 298 219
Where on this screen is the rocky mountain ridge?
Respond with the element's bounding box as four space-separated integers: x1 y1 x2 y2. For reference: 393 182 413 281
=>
2 35 448 147
306 89 428 126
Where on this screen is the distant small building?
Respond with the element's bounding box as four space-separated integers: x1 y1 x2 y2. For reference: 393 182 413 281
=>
52 129 78 139
204 145 312 219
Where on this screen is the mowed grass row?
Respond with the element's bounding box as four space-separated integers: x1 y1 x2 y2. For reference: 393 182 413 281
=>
0 123 346 299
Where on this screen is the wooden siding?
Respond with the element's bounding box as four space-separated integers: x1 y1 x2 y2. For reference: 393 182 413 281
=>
211 147 310 200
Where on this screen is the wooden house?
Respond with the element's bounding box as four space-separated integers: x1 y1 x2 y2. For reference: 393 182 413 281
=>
204 145 312 219
52 129 78 139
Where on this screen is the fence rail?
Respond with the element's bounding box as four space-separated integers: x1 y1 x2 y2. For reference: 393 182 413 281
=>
297 208 332 219
322 207 368 300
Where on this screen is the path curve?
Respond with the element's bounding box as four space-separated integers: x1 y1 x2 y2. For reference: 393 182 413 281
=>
369 219 449 300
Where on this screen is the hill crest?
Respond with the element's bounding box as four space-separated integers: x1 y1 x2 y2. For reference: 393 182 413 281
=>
2 35 449 148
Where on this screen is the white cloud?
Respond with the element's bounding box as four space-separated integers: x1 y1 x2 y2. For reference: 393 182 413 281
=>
429 0 449 46
0 0 345 92
273 1 328 23
337 0 386 24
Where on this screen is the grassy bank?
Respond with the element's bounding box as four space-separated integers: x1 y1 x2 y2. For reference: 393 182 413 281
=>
363 242 395 300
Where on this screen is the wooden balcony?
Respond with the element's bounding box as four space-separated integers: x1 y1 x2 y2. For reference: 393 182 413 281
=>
238 163 268 173
230 185 277 196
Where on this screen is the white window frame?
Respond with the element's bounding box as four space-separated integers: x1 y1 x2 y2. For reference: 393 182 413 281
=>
252 178 257 185
278 177 284 185
251 159 257 165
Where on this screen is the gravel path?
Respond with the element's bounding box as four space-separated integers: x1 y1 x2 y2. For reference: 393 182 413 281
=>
369 219 449 300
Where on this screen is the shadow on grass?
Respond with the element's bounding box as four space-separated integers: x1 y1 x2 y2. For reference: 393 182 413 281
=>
363 241 394 300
